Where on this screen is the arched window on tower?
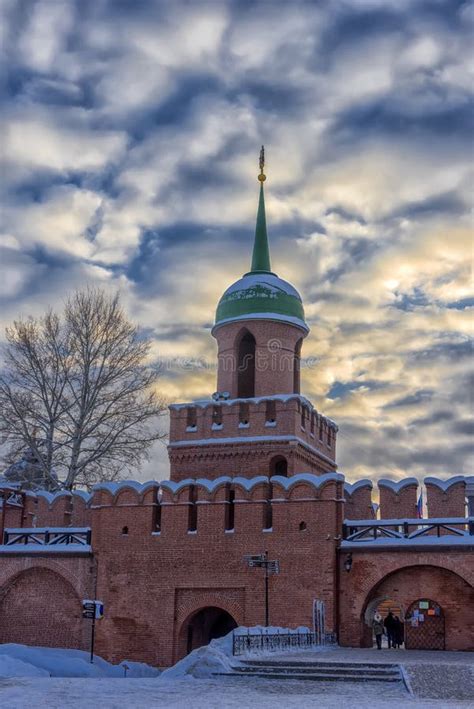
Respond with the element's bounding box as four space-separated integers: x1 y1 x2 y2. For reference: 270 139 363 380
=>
293 338 303 394
237 330 256 398
270 455 288 477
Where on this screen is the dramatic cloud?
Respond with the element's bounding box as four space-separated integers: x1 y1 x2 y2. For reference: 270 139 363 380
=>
1 0 472 483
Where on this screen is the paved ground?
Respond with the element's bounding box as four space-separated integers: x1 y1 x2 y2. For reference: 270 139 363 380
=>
271 646 474 701
0 676 472 709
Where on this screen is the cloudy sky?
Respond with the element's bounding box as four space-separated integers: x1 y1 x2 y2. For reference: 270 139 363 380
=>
1 0 472 483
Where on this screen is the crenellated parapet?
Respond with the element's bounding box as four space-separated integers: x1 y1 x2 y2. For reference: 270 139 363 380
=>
378 478 418 519
168 394 337 481
2 474 471 541
342 475 473 520
344 480 375 520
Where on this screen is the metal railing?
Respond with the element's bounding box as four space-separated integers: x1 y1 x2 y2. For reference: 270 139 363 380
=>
232 630 319 656
342 517 474 542
2 527 91 547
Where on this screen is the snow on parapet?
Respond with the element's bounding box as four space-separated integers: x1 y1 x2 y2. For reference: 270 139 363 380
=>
378 478 418 493
169 394 338 429
36 490 71 506
93 480 159 498
344 479 373 495
424 476 467 492
271 472 344 491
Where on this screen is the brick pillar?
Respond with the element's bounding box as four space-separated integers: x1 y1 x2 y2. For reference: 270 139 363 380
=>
378 478 418 519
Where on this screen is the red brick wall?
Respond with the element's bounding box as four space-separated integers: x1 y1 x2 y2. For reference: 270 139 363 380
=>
88 478 343 666
339 549 474 651
214 319 306 397
168 397 337 481
0 558 94 650
378 480 418 519
344 483 374 520
425 479 466 518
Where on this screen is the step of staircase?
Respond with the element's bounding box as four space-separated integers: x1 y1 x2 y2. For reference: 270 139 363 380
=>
216 670 402 682
239 659 400 671
230 665 400 678
214 659 403 684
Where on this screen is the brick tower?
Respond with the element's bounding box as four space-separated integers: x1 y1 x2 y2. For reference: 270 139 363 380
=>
168 148 337 481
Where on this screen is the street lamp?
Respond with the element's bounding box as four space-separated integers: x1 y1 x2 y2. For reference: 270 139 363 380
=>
244 551 280 627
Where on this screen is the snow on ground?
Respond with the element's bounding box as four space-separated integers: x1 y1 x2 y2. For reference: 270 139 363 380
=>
0 644 159 678
0 676 472 709
161 625 316 679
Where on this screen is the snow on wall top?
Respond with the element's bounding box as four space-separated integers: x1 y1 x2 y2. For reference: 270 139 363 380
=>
378 478 418 493
344 479 373 495
271 472 344 490
424 476 468 492
169 393 338 428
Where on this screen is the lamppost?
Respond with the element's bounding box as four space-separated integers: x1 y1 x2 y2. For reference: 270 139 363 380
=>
244 551 280 627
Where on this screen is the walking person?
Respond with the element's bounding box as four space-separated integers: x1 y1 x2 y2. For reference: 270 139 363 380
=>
394 616 404 649
384 611 395 649
373 612 384 650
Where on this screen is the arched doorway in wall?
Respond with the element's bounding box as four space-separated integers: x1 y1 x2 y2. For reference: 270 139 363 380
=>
363 596 405 649
0 567 84 649
237 331 256 398
180 607 238 657
360 564 474 651
405 599 445 650
270 455 288 477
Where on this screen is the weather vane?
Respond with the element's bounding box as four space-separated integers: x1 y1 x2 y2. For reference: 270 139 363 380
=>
258 145 266 182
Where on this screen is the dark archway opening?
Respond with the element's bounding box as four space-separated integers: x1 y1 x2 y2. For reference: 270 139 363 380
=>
237 331 256 398
270 455 288 477
184 607 238 655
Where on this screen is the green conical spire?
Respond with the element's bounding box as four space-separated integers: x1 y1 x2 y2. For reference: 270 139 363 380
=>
250 182 271 273
250 146 272 273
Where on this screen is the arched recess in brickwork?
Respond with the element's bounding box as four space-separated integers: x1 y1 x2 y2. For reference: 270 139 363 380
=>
0 567 85 650
237 329 256 398
360 564 474 651
176 606 238 659
270 455 288 477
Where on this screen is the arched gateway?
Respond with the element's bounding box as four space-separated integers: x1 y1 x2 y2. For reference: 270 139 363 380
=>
178 607 238 658
360 564 474 651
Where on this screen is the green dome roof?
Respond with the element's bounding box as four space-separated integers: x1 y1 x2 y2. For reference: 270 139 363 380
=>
214 272 308 332
213 150 308 334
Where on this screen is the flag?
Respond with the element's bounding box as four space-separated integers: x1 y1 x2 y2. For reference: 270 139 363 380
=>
416 492 423 519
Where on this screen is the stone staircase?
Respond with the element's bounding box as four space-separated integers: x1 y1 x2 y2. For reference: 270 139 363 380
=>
216 658 403 684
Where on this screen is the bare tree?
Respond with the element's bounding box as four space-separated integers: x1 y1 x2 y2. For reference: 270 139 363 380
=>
0 288 166 490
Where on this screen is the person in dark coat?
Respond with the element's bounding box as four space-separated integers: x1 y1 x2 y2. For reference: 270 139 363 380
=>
372 612 384 650
384 611 396 648
393 616 404 648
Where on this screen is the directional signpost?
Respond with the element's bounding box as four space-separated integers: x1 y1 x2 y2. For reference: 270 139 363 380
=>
244 551 280 626
82 600 104 663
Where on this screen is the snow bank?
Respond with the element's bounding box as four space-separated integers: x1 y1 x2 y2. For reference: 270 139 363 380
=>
161 626 314 680
0 644 159 678
0 654 49 678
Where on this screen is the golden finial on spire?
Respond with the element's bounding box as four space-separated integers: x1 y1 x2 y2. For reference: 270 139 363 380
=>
258 145 266 182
